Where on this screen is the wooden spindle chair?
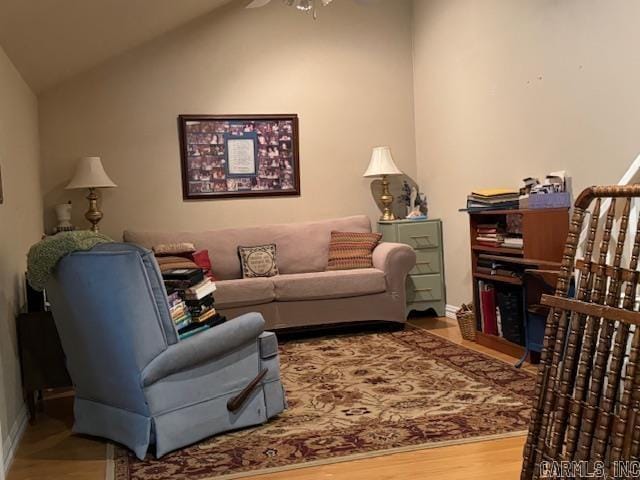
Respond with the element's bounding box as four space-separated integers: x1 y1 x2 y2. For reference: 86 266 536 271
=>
522 185 640 479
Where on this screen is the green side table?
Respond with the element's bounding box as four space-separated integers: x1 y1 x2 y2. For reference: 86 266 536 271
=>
378 218 446 317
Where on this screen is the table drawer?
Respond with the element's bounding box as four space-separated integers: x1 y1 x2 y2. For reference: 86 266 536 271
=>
398 222 440 249
407 274 443 303
411 250 441 275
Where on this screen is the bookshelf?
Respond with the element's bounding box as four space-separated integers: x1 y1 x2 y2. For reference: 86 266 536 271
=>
467 208 569 362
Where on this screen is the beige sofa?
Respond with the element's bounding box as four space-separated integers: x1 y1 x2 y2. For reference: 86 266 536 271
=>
124 216 416 330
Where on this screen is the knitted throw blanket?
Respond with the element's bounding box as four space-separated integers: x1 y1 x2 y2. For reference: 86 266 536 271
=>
27 231 113 291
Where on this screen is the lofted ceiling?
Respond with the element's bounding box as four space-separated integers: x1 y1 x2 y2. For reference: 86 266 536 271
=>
0 0 233 93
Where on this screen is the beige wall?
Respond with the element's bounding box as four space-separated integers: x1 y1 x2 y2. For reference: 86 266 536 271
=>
39 0 640 309
0 45 42 467
413 0 640 306
39 0 416 239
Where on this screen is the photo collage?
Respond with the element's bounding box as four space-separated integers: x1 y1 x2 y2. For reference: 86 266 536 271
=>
182 116 299 198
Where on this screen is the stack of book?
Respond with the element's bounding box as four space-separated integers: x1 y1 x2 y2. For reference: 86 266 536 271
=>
476 223 504 247
162 268 225 340
476 258 523 279
466 189 520 211
167 292 192 330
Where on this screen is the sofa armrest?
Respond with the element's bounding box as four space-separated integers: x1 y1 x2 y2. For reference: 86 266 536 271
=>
373 242 416 279
373 242 416 302
141 312 265 387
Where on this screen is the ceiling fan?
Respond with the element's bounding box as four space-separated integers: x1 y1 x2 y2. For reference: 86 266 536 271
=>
246 0 375 19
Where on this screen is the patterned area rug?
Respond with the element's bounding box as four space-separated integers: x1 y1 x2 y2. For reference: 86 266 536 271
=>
112 328 534 480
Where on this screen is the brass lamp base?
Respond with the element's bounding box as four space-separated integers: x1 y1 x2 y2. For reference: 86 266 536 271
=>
379 175 396 221
85 188 104 232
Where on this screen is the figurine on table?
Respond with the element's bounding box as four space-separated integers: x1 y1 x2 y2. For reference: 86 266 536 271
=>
400 181 428 220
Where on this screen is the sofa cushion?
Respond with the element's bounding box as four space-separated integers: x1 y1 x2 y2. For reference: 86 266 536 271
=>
155 256 199 272
214 277 276 309
153 242 196 255
273 269 386 302
327 231 382 271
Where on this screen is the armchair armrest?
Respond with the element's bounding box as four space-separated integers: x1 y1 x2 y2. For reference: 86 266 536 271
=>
373 242 416 278
141 312 265 387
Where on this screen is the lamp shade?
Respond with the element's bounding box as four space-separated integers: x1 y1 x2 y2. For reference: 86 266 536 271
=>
65 157 117 189
363 146 403 177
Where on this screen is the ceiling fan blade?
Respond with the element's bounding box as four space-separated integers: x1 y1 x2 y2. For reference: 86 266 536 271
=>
246 0 273 8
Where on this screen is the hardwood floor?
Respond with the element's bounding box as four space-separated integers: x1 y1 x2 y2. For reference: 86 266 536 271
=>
7 316 536 480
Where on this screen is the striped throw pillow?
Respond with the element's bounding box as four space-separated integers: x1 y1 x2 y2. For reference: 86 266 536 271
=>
327 231 382 271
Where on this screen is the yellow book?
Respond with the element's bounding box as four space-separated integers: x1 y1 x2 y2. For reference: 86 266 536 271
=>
471 188 519 198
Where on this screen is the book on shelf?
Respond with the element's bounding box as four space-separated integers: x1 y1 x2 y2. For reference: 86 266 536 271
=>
191 307 217 324
186 299 215 317
466 189 521 211
479 281 498 336
476 236 504 245
177 314 227 340
466 201 519 211
167 291 182 307
175 317 191 331
163 268 205 285
477 222 499 228
502 237 524 249
496 288 525 346
471 188 520 198
477 257 524 279
468 195 519 204
179 324 210 340
184 278 217 301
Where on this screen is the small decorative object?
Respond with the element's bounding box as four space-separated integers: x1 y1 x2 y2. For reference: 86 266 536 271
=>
456 303 476 341
65 156 117 232
363 146 403 221
54 201 75 233
238 244 279 278
399 180 428 219
179 115 300 200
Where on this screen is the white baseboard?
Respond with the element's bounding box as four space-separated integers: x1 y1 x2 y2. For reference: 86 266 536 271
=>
3 404 28 477
445 304 459 320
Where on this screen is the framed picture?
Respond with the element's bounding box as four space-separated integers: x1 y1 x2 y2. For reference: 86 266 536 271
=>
178 114 300 200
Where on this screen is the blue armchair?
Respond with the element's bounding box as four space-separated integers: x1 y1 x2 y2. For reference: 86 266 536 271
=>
45 243 286 459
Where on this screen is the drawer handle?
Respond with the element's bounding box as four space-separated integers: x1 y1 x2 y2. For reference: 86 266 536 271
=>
415 287 433 292
411 235 432 239
416 261 432 265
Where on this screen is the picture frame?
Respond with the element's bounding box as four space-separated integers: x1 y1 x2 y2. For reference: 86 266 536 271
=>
178 114 301 200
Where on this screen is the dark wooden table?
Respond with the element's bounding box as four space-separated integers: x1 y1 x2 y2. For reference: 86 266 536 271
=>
16 311 72 422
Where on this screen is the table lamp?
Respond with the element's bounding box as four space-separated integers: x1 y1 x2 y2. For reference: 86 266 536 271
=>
66 156 117 232
363 146 403 221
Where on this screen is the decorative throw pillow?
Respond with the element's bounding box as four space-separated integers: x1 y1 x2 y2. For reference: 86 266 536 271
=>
191 249 216 280
327 231 382 271
238 244 279 278
153 242 196 256
156 256 199 273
